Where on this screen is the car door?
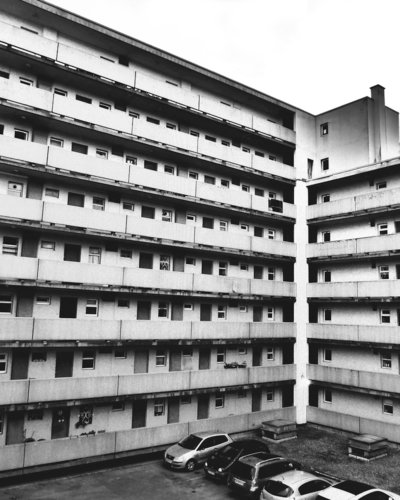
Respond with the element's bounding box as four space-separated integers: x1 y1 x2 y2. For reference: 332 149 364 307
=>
212 434 229 453
196 437 215 461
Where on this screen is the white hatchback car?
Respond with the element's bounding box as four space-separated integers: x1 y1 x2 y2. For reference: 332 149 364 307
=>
316 480 400 500
261 470 334 500
164 431 232 471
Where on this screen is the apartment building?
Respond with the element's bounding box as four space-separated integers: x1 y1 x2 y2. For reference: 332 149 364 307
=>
0 0 398 477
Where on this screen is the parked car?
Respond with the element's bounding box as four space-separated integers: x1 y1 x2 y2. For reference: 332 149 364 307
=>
204 438 270 481
261 470 334 500
228 452 302 498
316 480 400 500
163 431 233 471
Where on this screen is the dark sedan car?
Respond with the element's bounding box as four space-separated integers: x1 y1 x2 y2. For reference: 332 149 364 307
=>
204 438 270 482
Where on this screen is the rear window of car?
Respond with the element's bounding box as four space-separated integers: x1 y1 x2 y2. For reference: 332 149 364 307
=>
336 481 373 495
259 460 297 479
231 461 254 480
265 481 294 498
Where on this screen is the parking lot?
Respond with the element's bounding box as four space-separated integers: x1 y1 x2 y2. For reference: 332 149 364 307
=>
1 425 400 499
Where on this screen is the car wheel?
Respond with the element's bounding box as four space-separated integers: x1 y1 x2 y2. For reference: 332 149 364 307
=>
186 459 196 472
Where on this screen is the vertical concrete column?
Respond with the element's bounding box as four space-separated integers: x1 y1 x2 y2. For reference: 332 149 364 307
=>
370 85 387 162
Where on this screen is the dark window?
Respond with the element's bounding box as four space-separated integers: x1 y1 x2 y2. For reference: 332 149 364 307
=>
76 94 92 104
147 116 160 125
320 123 329 136
139 253 153 269
118 55 130 66
232 140 241 148
144 160 158 171
111 145 124 157
205 135 217 142
201 260 213 275
114 102 127 112
255 151 265 157
253 306 263 322
64 244 81 262
137 301 151 320
0 124 3 135
204 175 216 185
141 206 155 219
254 227 264 237
0 70 10 79
67 192 85 207
254 266 263 279
255 188 264 197
202 217 214 229
200 304 212 321
321 158 329 171
71 142 88 155
323 231 331 242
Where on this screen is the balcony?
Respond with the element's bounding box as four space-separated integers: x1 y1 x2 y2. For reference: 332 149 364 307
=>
193 274 250 294
126 216 195 243
307 364 400 395
251 238 296 258
307 323 400 346
129 166 197 197
0 78 52 112
198 96 252 128
308 280 400 299
252 116 296 144
37 260 124 286
0 135 48 165
33 319 120 342
252 155 295 180
307 240 358 259
250 322 296 340
0 318 33 342
42 203 127 233
0 194 42 221
0 255 38 281
0 20 58 59
133 119 198 151
123 267 192 291
197 137 252 168
121 321 191 341
251 280 295 297
307 188 400 221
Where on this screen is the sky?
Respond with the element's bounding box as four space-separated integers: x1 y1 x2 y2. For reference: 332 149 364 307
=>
46 0 400 115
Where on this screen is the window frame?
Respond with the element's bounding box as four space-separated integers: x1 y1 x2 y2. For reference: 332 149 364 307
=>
85 298 98 316
155 349 167 366
82 350 95 369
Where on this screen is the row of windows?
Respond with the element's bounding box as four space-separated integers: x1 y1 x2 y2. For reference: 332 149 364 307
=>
318 180 387 204
319 265 398 282
320 308 396 324
320 348 393 368
320 221 395 242
321 389 394 415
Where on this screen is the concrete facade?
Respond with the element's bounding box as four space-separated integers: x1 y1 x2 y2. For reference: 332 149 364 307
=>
0 0 399 476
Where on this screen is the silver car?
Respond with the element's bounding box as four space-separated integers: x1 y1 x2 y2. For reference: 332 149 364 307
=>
164 431 233 471
261 470 334 500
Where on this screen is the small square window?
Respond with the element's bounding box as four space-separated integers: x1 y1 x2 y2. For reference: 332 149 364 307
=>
19 77 34 86
36 296 51 305
120 249 132 259
383 399 393 415
112 401 125 411
322 231 331 242
217 305 227 319
144 160 158 171
162 209 173 222
128 111 140 119
0 296 13 314
242 147 250 153
189 130 199 137
241 185 250 192
158 302 169 318
187 214 197 223
221 179 230 188
255 151 265 158
185 257 196 266
76 94 92 104
188 171 198 180
321 194 330 203
380 309 391 324
381 351 392 368
267 229 275 240
266 390 274 402
320 123 329 136
240 264 249 271
323 309 332 322
219 261 228 276
379 265 389 280
321 158 329 171
159 255 171 271
255 188 264 197
378 223 388 235
181 395 191 404
82 350 95 369
254 227 264 238
166 123 177 130
0 353 8 373
147 116 160 125
154 398 165 416
323 270 331 282
324 389 332 403
164 165 175 175
71 142 88 155
221 140 230 147
376 181 387 190
267 267 275 281
141 206 155 219
118 299 130 308
239 305 248 313
266 347 274 360
31 351 47 362
182 347 193 357
89 247 101 264
205 135 217 142
216 348 225 363
93 197 105 211
324 348 332 361
14 129 29 141
49 137 64 148
267 307 274 320
240 224 249 231
204 175 216 185
114 349 127 359
54 88 68 97
184 303 193 311
238 346 247 355
7 182 23 197
85 299 98 316
96 149 108 159
125 156 137 165
219 220 228 231
122 201 135 211
2 236 18 255
215 392 225 408
99 102 111 110
27 409 43 420
41 241 55 250
155 350 166 366
269 155 277 161
45 187 59 198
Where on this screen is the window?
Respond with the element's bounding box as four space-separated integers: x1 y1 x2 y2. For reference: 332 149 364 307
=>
120 249 132 259
267 267 275 280
0 296 13 314
144 160 157 171
320 123 329 136
321 194 330 203
215 393 225 408
75 94 92 104
266 390 274 402
183 303 194 312
31 351 47 362
266 347 274 360
112 402 125 411
267 229 276 240
189 130 199 137
19 76 34 86
93 197 105 211
269 155 277 161
255 188 264 197
219 261 228 276
139 253 153 269
154 398 165 416
71 142 88 155
68 192 85 207
203 217 214 229
240 264 249 271
254 266 263 279
187 213 197 223
122 201 134 211
0 353 7 373
49 137 64 148
82 350 95 369
85 299 98 316
158 302 169 318
166 123 176 130
137 301 151 320
323 309 332 322
44 187 59 198
27 410 43 420
117 299 130 308
155 350 166 366
146 116 160 125
239 305 248 313
321 158 329 171
0 70 10 79
322 231 331 242
141 206 155 219
241 184 250 192
182 347 193 357
96 148 108 159
54 88 67 97
324 348 332 361
267 307 274 320
217 305 227 319
255 151 265 158
2 236 18 255
185 257 196 266
202 260 213 275
36 296 51 305
381 351 392 368
88 247 101 264
128 110 140 119
238 346 247 355
217 348 225 363
114 349 127 359
242 147 250 153
219 220 228 231
379 265 389 279
204 175 216 185
181 395 191 404
162 209 173 222
205 135 216 142
383 399 393 415
14 129 29 141
376 181 387 190
254 227 264 237
99 101 111 110
240 224 249 231
221 179 230 188
125 155 137 165
378 223 388 235
380 309 391 324
164 165 175 175
159 255 171 271
188 171 198 180
7 181 23 197
324 389 332 403
221 140 230 147
323 270 331 282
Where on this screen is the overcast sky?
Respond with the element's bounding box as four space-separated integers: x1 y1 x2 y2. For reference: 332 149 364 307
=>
46 0 400 115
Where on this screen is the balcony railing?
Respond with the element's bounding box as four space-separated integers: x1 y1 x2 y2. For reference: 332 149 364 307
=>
308 280 400 299
307 323 400 346
0 365 295 405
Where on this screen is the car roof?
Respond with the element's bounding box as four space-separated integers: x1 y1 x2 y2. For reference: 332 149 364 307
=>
231 438 266 448
239 452 281 466
334 481 373 495
268 470 331 486
191 431 229 439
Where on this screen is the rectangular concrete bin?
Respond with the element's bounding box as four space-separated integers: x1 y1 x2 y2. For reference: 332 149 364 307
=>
348 434 388 461
261 419 297 442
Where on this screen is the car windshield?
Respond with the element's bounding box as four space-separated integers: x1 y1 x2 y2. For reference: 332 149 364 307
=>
218 445 240 461
230 461 254 480
265 480 294 498
178 434 202 450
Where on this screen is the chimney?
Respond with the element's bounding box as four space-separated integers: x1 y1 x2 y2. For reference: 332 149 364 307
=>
370 84 387 162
